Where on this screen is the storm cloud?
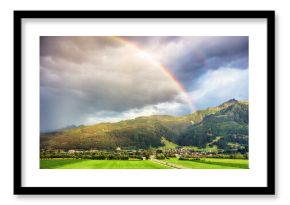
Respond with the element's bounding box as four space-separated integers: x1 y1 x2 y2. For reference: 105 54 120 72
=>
126 36 248 89
40 36 248 131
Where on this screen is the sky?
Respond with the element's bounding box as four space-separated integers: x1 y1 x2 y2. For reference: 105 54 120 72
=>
40 36 248 131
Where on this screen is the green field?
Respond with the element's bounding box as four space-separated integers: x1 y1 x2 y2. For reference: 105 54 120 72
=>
40 158 248 169
40 159 172 169
164 158 249 169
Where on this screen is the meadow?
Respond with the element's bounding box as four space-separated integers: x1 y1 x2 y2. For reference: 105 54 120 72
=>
40 158 248 169
164 158 249 169
40 159 171 169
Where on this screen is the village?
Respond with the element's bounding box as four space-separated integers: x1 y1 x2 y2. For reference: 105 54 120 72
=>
40 146 248 161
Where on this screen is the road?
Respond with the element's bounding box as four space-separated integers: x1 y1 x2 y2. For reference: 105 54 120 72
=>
150 159 187 169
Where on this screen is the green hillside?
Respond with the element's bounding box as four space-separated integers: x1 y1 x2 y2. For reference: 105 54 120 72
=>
178 100 248 153
41 99 248 152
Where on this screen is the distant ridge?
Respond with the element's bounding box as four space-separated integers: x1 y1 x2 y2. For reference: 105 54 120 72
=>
218 98 238 108
41 124 77 134
41 99 248 152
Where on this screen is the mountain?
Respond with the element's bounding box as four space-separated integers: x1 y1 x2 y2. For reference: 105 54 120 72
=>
178 101 248 153
40 99 248 152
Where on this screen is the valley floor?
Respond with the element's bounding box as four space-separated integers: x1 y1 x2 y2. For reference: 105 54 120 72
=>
40 158 249 169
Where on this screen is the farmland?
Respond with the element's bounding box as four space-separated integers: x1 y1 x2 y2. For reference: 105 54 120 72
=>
40 158 249 169
40 159 171 169
164 158 248 169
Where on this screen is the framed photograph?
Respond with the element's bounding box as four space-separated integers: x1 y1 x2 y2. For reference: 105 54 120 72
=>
14 10 275 195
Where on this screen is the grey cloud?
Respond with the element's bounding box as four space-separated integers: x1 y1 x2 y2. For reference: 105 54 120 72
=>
126 36 248 90
40 36 184 131
40 36 248 131
40 36 122 64
170 37 248 89
125 36 181 46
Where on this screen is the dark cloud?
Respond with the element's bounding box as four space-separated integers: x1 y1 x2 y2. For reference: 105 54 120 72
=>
40 36 122 64
170 37 248 89
40 36 185 131
126 36 248 90
40 36 249 131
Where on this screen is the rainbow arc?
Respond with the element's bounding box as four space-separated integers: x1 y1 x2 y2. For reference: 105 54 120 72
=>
111 36 195 112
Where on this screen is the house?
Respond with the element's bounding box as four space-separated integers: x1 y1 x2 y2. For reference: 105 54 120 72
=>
68 150 76 154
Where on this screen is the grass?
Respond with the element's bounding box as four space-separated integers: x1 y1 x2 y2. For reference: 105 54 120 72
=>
40 158 249 169
40 159 172 169
164 158 249 169
199 158 249 169
159 137 178 149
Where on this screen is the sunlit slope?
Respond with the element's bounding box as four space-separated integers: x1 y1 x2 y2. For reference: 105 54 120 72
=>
41 99 248 151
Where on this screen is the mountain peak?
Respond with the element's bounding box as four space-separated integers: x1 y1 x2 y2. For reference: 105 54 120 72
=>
217 99 238 109
224 98 238 104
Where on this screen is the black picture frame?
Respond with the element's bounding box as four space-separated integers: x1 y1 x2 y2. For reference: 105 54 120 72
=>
14 10 275 195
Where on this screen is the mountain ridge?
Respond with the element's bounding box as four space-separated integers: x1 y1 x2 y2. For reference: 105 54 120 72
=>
41 99 248 152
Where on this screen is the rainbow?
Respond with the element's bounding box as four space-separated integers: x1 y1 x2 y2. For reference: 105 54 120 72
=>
111 36 195 111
